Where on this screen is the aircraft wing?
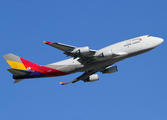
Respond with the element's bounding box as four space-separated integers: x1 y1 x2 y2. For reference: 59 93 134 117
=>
59 65 118 85
43 41 76 52
44 41 97 64
59 69 98 85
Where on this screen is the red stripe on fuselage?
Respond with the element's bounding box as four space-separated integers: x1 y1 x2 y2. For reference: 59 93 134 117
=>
38 66 68 77
20 58 68 77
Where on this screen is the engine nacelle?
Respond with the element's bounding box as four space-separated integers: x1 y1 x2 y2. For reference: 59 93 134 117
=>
102 66 118 74
73 46 90 55
98 50 113 57
84 74 99 82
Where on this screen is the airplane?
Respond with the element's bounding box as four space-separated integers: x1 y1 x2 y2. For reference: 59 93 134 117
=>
3 35 163 85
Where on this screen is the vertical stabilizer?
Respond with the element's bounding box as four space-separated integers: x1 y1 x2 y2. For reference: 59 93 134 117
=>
3 53 27 70
3 53 41 71
3 53 46 82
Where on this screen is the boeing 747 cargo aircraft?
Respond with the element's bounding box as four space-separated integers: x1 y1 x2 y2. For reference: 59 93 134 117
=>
3 35 163 85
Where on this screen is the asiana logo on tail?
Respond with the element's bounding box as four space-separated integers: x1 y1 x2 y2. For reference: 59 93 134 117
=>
27 67 31 70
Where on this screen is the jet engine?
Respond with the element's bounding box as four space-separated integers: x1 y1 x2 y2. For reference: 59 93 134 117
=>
84 74 99 82
102 66 118 74
98 50 113 57
73 46 90 55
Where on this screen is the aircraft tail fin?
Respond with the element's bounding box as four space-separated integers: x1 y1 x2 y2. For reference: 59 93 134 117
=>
3 53 53 83
3 53 44 82
3 53 41 71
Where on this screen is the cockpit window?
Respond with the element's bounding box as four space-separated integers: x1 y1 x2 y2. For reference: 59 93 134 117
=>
147 35 151 37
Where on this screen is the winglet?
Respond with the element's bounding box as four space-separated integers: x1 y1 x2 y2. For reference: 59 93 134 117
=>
59 82 66 85
59 78 79 85
43 41 52 44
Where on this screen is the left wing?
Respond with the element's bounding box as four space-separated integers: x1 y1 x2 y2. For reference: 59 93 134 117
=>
43 41 97 64
59 65 118 85
59 69 98 85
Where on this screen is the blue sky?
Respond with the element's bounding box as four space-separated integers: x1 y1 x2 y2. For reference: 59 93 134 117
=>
1 0 167 120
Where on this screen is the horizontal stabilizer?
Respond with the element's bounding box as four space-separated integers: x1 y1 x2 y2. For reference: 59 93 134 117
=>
7 68 34 77
14 79 24 84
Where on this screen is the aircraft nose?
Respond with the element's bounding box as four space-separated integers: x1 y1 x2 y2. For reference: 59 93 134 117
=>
157 38 164 45
160 38 164 43
154 37 164 46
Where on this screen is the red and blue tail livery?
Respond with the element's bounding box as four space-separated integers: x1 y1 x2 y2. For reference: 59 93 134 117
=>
3 53 68 83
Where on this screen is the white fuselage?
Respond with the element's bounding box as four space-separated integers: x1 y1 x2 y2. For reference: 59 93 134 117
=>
46 35 163 73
